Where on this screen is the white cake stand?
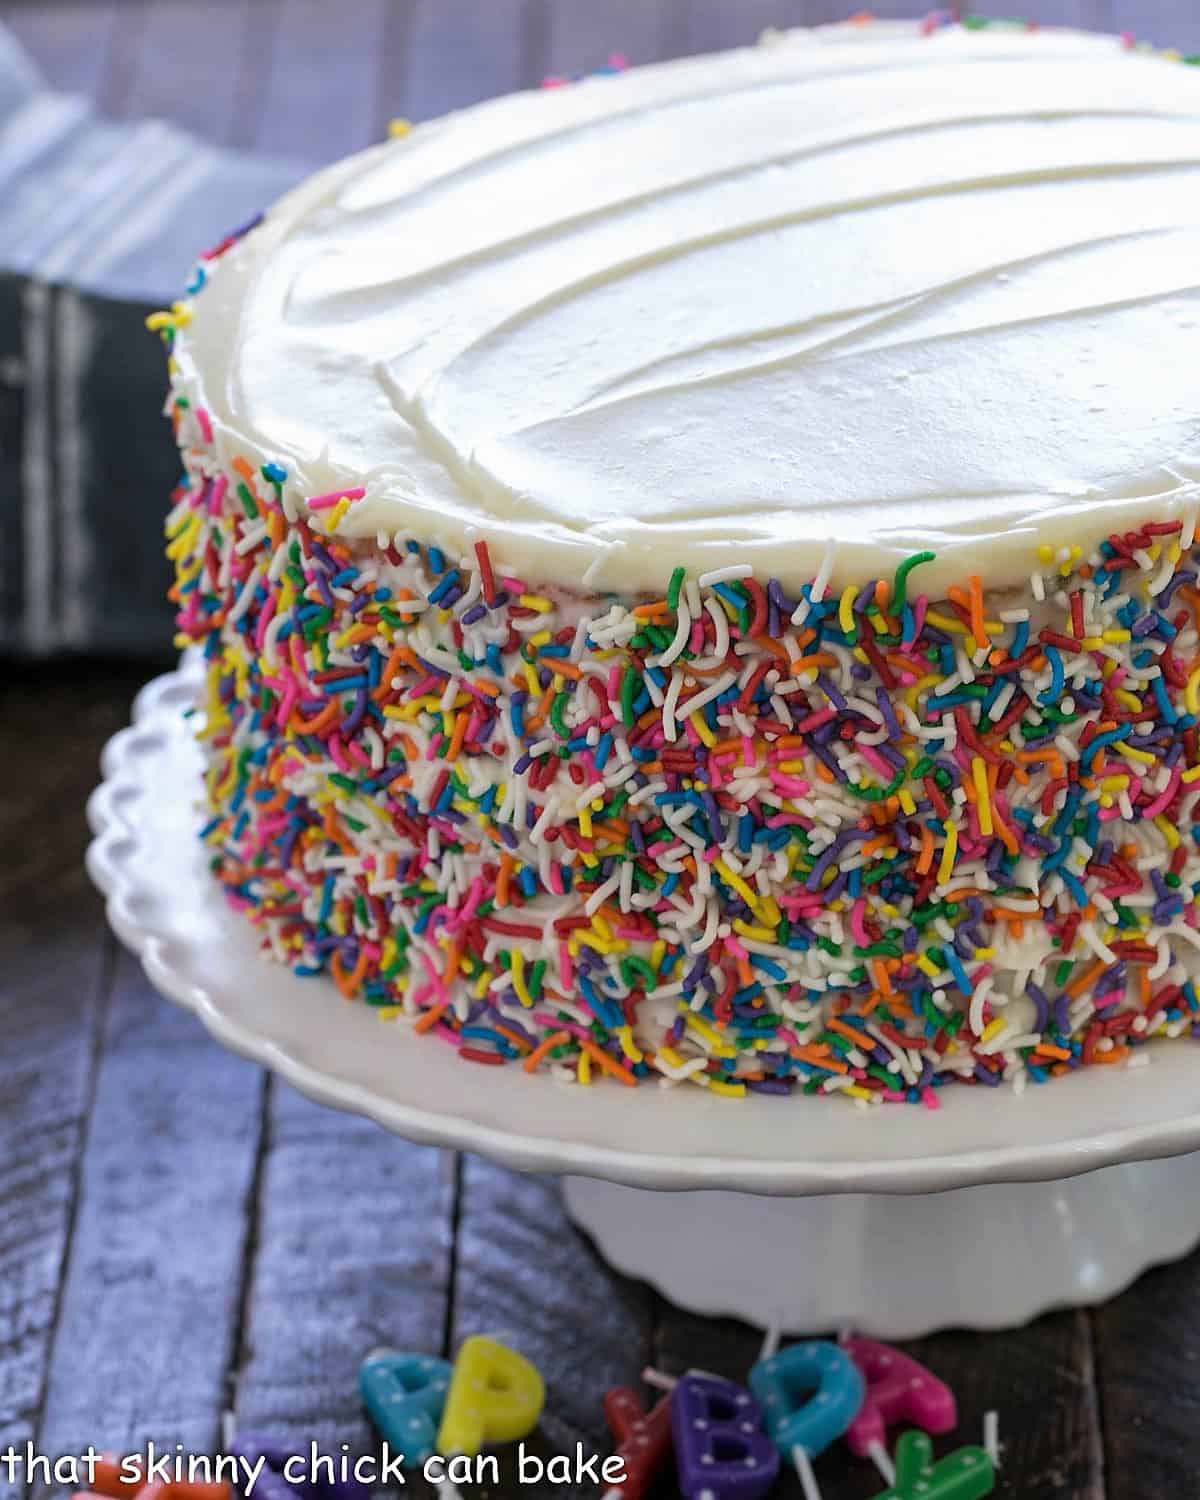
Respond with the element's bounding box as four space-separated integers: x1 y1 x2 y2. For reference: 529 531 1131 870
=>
86 661 1200 1337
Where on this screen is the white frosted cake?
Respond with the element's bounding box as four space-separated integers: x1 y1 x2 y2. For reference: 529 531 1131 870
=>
155 18 1200 1105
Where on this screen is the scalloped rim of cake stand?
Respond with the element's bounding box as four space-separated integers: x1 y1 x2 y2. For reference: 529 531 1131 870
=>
85 657 1200 1198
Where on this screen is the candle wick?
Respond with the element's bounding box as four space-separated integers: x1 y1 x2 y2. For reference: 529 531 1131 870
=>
868 1440 896 1487
792 1445 822 1500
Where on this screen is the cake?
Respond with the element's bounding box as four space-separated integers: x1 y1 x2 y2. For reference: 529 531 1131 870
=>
155 18 1200 1104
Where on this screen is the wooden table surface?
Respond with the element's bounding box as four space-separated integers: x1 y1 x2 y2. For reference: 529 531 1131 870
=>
4 3 1200 1498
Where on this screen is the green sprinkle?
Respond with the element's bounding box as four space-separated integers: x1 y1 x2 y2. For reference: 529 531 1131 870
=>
892 550 936 611
620 664 639 726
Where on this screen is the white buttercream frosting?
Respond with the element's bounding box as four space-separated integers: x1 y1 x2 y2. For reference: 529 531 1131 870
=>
176 21 1200 596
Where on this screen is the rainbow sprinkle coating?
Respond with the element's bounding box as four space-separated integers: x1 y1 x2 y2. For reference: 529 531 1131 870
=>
158 387 1200 1103
153 17 1200 1105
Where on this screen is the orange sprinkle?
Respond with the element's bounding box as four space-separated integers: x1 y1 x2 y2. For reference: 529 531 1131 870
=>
373 644 408 701
523 1029 571 1073
826 1015 876 1052
292 699 340 734
915 823 936 875
414 1000 452 1034
496 853 515 908
492 1021 534 1055
579 1036 638 1087
966 573 988 649
445 711 468 763
331 946 369 997
1066 959 1108 999
790 1045 849 1075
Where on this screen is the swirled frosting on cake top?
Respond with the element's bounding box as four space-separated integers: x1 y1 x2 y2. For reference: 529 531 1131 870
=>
178 21 1200 596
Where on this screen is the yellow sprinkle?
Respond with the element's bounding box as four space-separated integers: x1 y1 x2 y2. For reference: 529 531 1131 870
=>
1036 544 1055 564
838 583 858 637
937 821 958 886
577 1049 592 1085
980 1018 1006 1043
916 954 942 980
650 940 666 973
1185 664 1200 717
690 711 716 748
733 920 776 943
898 787 916 815
522 661 540 694
375 1006 403 1021
970 756 993 836
510 950 533 1008
683 1013 738 1058
1117 743 1156 766
714 858 759 911
617 1025 643 1064
1156 815 1181 851
843 1085 873 1102
708 1079 746 1098
1101 629 1132 643
1182 764 1200 784
519 594 553 613
323 496 350 533
145 309 175 331
578 804 593 838
388 117 412 137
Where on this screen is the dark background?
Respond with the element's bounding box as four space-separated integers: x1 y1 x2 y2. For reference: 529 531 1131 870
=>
4 5 1200 1499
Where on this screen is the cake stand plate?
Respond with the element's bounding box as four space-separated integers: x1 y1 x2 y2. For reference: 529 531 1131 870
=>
87 661 1200 1336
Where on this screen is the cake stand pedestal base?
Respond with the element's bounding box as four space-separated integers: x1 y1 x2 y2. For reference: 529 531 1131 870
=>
564 1152 1200 1337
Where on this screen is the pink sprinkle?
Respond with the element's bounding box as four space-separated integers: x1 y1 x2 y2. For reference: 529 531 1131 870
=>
254 594 277 651
209 473 229 515
195 406 213 443
850 898 870 948
1141 769 1181 819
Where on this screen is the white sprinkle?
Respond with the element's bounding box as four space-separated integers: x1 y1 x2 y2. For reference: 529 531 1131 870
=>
698 564 753 587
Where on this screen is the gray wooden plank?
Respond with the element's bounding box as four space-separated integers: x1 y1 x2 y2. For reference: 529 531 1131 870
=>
1092 1257 1200 1500
30 947 264 1487
226 0 284 150
403 0 534 120
0 666 143 1500
252 0 391 162
447 1158 655 1498
230 1081 454 1452
96 0 153 119
104 0 255 145
0 0 119 98
683 0 810 54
